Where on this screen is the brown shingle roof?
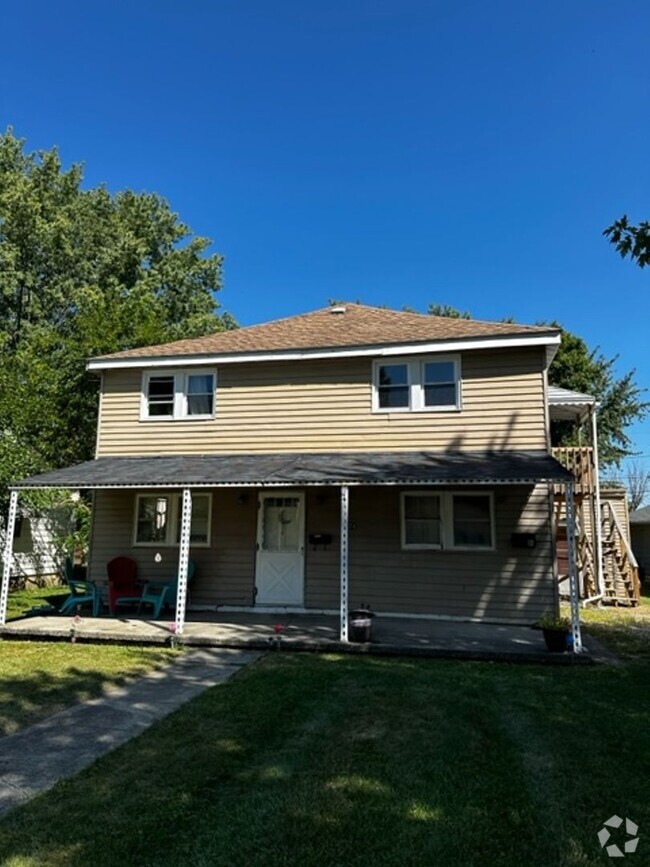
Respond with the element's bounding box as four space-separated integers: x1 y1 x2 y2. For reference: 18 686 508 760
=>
92 303 558 362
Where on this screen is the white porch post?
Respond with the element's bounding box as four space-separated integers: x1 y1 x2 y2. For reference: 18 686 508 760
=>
1 491 19 626
340 485 349 642
174 488 192 635
565 481 583 652
591 406 605 597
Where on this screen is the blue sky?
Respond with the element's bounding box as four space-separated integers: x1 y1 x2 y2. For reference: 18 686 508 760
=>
2 0 649 469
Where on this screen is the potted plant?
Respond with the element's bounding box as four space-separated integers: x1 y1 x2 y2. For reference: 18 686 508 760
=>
536 611 571 652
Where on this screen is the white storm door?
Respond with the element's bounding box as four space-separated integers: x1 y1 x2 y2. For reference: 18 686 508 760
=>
255 493 305 605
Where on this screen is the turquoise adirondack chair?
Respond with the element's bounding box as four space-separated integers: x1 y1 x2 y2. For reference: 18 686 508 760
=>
162 560 196 611
117 581 169 619
59 557 102 617
115 560 195 619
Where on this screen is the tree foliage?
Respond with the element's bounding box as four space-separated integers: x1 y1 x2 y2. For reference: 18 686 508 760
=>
427 303 471 319
604 215 650 269
424 303 647 468
0 129 233 514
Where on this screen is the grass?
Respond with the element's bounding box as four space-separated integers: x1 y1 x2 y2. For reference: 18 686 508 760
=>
0 642 177 735
564 591 650 659
0 652 648 867
1 588 177 734
5 586 68 621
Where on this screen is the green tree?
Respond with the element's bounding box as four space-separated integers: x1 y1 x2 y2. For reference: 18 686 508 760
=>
604 215 650 268
427 303 471 319
0 129 234 512
424 303 647 467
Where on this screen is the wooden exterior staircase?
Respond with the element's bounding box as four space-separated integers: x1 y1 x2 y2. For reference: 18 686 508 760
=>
600 500 641 605
552 447 640 605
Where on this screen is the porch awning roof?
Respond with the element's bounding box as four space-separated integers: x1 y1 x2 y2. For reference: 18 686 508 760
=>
547 386 597 422
12 451 573 489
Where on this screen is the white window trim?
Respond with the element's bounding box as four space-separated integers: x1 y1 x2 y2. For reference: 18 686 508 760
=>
400 491 495 551
133 492 212 547
140 369 217 421
372 355 461 413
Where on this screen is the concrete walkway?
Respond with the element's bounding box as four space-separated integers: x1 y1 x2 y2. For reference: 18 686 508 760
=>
0 647 259 819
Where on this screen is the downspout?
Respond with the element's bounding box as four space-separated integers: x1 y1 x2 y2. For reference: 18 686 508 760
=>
581 405 604 606
566 480 583 652
591 405 605 598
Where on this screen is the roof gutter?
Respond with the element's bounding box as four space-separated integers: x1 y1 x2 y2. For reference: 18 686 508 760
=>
87 333 561 372
12 476 568 491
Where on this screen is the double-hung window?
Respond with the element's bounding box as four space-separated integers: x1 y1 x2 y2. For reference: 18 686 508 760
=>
373 356 460 412
401 492 494 550
377 363 410 409
402 492 442 548
134 493 212 546
452 494 493 548
141 370 216 420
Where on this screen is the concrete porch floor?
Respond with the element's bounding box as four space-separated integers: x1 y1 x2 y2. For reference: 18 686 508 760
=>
0 610 605 664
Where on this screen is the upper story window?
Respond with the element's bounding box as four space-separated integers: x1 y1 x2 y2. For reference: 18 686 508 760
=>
372 355 461 412
141 370 216 421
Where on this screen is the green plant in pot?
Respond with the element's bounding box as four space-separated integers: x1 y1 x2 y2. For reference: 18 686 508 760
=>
536 611 571 653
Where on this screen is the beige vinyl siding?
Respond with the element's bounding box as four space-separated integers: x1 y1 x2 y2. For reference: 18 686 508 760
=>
346 485 554 622
89 489 257 607
89 483 554 623
96 347 547 456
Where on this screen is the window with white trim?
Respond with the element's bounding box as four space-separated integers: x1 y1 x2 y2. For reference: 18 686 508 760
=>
373 356 460 412
141 370 216 420
377 363 410 409
401 491 494 550
133 493 212 546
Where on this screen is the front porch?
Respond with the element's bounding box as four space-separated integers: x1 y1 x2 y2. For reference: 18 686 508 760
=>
2 450 586 652
0 610 600 663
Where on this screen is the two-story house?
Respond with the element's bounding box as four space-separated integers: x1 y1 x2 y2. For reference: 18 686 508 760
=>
2 303 585 646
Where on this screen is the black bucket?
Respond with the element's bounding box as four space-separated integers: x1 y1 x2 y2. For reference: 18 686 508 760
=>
348 608 374 643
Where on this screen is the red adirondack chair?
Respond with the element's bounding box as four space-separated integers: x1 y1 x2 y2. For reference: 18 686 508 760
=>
106 556 138 614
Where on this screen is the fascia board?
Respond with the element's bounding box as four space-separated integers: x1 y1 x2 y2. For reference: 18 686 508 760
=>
88 333 561 371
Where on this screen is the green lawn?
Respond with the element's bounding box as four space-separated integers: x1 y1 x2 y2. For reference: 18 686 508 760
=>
5 586 69 621
0 641 177 735
2 588 177 734
567 592 650 659
0 651 648 867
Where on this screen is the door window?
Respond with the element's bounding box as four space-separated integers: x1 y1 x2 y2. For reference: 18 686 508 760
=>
261 497 301 551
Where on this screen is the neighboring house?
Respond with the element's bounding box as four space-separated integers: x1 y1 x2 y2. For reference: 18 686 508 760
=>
630 505 650 583
0 507 71 587
4 303 590 638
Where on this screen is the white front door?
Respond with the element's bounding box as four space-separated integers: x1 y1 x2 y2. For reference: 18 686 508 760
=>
255 492 305 606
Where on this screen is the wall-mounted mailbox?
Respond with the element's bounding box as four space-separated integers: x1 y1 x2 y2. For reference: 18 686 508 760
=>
309 533 333 547
511 532 537 549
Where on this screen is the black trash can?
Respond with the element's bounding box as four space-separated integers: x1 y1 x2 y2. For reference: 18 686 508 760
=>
348 608 374 643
